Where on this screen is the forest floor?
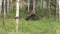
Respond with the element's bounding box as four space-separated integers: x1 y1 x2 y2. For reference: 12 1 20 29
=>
0 17 60 34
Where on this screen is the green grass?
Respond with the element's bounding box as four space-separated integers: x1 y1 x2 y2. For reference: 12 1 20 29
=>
0 17 59 34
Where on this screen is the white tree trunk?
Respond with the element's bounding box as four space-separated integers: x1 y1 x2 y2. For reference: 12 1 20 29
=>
43 0 47 8
10 0 12 12
40 0 43 16
16 0 19 33
2 0 6 27
7 0 10 14
56 0 59 20
4 0 6 17
59 0 60 20
28 0 30 12
0 0 2 16
49 0 51 17
33 0 36 14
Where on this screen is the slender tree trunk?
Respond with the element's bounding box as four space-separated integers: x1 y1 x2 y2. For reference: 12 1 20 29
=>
40 0 43 16
3 0 7 26
2 0 5 27
56 0 59 20
59 0 60 21
10 0 12 12
3 0 7 27
47 0 49 17
15 0 19 33
47 0 48 7
0 0 2 16
48 0 51 17
28 0 30 12
3 0 6 24
7 0 10 14
33 0 36 14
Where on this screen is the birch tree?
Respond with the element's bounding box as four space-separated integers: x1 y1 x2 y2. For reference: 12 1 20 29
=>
3 0 6 25
40 0 43 16
28 0 30 12
33 0 36 14
15 0 19 33
10 0 12 12
0 0 2 16
56 0 59 19
48 0 51 17
4 0 7 17
59 0 60 20
7 0 10 14
2 0 5 26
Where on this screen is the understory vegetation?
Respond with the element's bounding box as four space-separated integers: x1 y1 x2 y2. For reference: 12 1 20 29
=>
0 17 59 34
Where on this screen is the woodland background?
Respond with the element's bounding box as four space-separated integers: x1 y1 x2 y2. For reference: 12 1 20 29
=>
0 0 60 34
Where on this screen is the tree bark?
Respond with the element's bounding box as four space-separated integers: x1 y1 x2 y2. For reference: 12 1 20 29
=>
40 0 43 16
3 0 6 23
56 0 59 20
2 0 5 27
10 0 12 12
15 0 19 34
0 0 2 16
48 0 51 17
59 0 60 21
33 0 36 14
28 0 30 12
7 0 10 14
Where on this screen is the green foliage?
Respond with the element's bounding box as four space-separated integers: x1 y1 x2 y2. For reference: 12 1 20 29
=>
0 0 59 34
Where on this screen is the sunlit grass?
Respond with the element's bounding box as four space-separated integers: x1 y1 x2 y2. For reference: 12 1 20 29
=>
0 17 59 34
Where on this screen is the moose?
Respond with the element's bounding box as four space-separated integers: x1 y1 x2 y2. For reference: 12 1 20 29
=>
26 0 38 20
